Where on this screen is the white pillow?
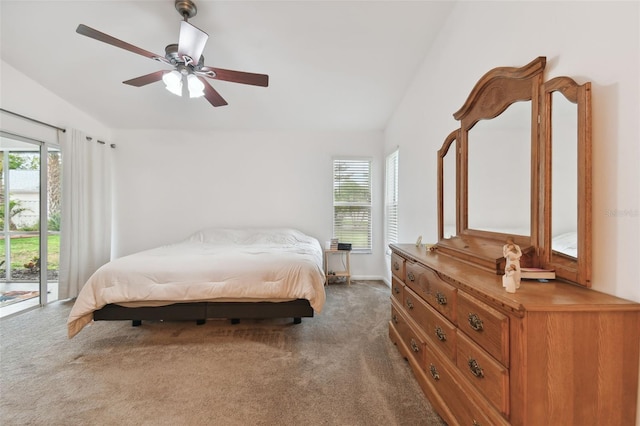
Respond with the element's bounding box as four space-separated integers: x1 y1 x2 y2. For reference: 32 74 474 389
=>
187 227 308 246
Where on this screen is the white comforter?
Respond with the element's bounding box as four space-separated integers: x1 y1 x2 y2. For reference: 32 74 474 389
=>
67 228 326 338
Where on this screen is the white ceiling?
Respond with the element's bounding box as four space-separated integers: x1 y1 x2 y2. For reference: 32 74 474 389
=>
1 1 455 132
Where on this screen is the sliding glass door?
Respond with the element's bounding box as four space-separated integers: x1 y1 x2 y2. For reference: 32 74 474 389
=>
0 133 61 317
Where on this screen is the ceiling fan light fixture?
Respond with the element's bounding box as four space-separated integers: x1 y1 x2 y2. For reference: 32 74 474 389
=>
187 74 205 98
162 70 183 96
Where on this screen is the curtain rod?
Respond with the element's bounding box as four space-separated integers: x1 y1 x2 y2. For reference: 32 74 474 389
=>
0 108 67 133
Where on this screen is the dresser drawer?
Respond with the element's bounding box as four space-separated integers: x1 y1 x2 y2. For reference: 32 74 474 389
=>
404 286 457 361
423 344 502 426
405 261 457 323
391 301 425 366
391 253 406 281
457 291 509 366
391 276 404 304
457 332 509 416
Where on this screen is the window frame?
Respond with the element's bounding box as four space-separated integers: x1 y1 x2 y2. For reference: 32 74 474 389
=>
332 157 372 254
385 149 399 254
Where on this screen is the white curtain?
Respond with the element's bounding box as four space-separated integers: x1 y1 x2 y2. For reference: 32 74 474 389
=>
58 129 113 299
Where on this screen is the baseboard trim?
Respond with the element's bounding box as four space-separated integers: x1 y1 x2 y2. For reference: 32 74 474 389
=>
350 275 390 287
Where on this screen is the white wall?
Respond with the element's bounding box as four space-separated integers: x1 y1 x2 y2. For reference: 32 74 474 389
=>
0 60 111 143
111 128 386 279
385 2 640 423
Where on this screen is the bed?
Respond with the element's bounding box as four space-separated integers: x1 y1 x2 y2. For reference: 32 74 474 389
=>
67 228 326 338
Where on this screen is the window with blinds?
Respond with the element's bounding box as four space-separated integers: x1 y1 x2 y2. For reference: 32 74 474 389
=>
385 150 399 251
333 158 372 252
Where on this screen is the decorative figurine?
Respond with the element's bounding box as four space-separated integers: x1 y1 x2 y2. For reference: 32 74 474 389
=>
503 237 522 291
503 264 518 293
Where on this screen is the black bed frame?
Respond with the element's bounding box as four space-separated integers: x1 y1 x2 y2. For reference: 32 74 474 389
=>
93 299 314 327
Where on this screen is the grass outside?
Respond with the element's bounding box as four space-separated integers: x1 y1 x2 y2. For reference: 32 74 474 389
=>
0 234 60 270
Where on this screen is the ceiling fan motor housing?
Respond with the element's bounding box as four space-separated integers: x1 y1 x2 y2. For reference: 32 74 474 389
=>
164 43 205 70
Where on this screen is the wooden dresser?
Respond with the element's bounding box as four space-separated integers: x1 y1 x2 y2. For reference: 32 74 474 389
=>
389 244 640 426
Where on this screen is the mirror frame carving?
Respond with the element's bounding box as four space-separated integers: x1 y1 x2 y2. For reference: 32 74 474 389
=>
436 57 592 287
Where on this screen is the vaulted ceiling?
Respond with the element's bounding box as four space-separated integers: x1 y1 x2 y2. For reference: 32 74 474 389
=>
1 1 455 131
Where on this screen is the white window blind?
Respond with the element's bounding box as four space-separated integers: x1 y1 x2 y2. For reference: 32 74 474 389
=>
385 149 399 250
333 158 372 252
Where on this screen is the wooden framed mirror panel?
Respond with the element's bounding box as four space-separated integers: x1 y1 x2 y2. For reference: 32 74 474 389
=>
540 76 592 286
437 129 459 241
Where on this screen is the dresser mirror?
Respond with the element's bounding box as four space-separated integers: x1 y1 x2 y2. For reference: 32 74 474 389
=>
541 76 592 286
436 57 592 287
551 90 578 256
467 101 531 235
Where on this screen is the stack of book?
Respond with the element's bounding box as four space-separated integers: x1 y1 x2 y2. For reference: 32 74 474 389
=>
520 267 556 280
330 238 339 250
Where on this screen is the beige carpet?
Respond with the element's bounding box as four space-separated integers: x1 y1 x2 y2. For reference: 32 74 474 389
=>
0 280 445 426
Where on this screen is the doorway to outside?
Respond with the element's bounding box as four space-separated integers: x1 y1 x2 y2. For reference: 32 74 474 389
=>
0 133 61 318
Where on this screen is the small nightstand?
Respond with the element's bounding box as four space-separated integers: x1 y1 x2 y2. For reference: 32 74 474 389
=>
324 249 351 285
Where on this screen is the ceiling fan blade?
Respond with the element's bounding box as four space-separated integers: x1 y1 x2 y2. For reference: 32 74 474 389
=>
200 77 228 107
76 24 168 64
199 67 269 87
178 21 208 65
123 71 167 87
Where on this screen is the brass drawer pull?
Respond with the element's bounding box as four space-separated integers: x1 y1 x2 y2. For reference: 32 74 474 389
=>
393 261 400 271
435 326 447 342
393 285 400 294
410 338 420 353
468 358 484 378
435 291 447 305
472 421 481 426
429 364 440 381
392 314 398 324
406 298 414 310
407 271 416 282
468 313 484 331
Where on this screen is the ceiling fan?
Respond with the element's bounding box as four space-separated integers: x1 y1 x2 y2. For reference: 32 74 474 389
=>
76 0 268 107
